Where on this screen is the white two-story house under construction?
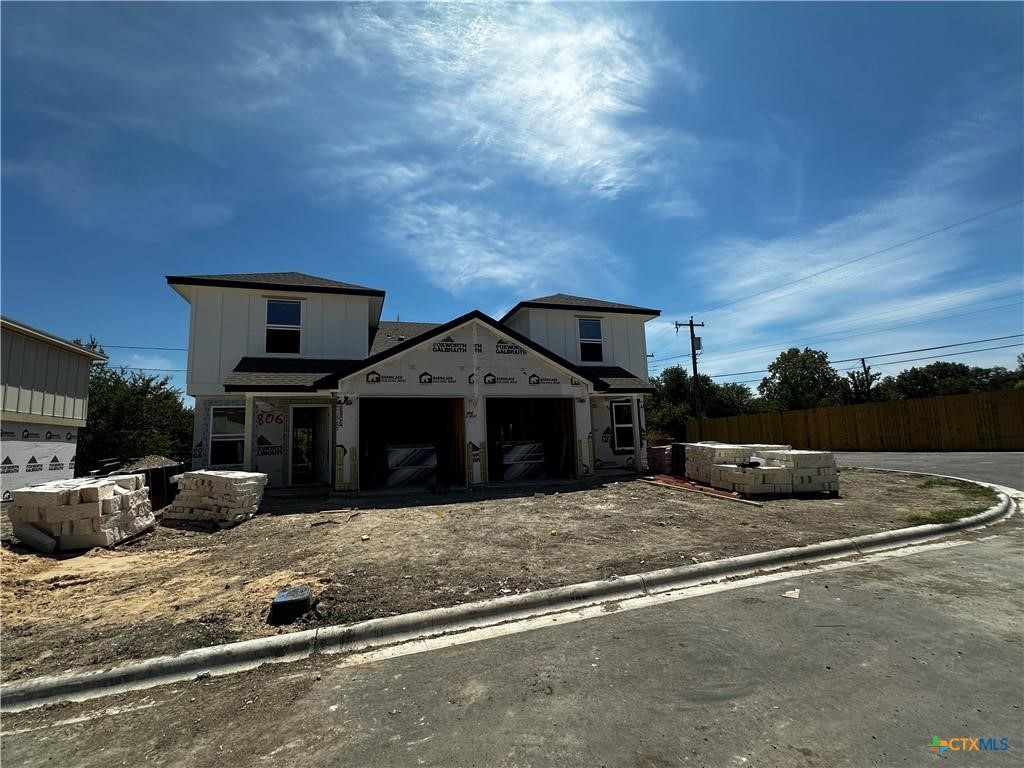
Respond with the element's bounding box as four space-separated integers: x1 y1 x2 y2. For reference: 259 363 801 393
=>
168 272 659 492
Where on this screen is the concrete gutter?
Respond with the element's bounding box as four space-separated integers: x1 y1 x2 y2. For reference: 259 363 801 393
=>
2 471 1017 713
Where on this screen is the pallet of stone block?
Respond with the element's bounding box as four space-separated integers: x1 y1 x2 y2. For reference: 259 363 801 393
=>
164 470 268 528
6 474 154 552
710 464 794 496
683 442 791 484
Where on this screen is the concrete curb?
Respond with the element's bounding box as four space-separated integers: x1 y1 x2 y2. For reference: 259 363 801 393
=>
2 471 1016 713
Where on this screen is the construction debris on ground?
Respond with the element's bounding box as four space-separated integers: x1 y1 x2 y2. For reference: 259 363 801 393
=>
683 441 840 497
6 474 154 552
163 470 268 528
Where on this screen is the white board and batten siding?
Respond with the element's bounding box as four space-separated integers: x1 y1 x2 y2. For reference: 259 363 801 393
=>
1 325 93 426
505 308 651 379
186 285 373 396
1 320 103 497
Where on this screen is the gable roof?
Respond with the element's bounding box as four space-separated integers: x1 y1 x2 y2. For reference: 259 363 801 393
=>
321 310 650 393
166 272 385 297
500 293 660 322
370 321 442 356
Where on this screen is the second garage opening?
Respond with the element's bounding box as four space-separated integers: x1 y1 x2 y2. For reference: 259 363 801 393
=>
485 398 576 483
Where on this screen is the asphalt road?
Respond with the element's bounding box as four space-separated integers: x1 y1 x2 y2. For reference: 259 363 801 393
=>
3 453 1021 767
4 515 1021 767
834 451 1024 489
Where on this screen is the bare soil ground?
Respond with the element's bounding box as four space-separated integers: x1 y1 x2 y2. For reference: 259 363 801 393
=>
0 469 997 682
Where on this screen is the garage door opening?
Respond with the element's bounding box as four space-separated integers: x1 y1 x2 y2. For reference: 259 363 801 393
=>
359 398 465 490
485 398 576 483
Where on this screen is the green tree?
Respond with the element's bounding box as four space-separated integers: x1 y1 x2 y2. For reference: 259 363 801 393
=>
845 364 883 404
646 366 759 439
758 347 844 411
888 361 982 399
76 354 194 474
646 366 692 440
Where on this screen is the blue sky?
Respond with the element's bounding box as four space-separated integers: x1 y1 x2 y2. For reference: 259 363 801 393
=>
3 2 1022 397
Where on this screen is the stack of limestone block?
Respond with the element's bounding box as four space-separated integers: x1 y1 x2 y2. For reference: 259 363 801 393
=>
164 470 268 528
754 449 839 494
685 442 839 497
684 442 791 485
7 474 154 552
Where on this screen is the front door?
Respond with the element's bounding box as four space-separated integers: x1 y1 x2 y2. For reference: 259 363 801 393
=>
291 408 319 485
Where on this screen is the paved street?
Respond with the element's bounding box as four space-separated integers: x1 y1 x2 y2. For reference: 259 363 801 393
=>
834 451 1024 489
3 453 1022 767
4 512 1021 766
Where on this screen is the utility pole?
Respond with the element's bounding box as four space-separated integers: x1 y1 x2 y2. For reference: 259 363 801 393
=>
675 317 705 439
860 358 871 401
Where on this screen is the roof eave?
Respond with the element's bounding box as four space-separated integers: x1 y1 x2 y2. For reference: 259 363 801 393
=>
499 301 661 323
165 275 386 298
0 317 108 361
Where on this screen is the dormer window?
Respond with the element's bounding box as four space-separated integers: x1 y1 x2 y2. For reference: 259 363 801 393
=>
578 318 603 362
266 299 301 354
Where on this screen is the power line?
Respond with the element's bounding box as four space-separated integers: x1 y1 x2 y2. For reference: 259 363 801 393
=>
649 295 1023 366
853 343 1023 370
108 366 187 372
688 211 1024 324
831 334 1024 364
655 337 1024 382
693 199 1023 317
101 345 187 351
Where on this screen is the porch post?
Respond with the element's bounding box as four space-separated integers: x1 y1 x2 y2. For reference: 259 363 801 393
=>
243 393 254 471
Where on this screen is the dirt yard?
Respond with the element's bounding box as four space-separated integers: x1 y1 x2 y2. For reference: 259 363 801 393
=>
0 469 999 681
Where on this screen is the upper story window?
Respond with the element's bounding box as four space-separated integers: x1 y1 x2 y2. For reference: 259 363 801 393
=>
266 299 301 354
578 318 603 362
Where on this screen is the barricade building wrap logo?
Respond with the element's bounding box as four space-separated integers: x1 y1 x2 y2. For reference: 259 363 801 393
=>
1 456 18 474
366 371 406 384
483 372 518 385
929 736 1010 755
419 372 457 385
528 373 560 386
25 455 43 473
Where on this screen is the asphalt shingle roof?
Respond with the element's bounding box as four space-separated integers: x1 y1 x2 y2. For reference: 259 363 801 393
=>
500 293 660 321
166 272 385 296
370 321 442 356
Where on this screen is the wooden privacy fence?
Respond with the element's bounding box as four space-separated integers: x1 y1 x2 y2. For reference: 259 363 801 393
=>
689 389 1024 451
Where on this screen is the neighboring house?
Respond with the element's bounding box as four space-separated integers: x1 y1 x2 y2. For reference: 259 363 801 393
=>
167 272 659 491
0 316 106 501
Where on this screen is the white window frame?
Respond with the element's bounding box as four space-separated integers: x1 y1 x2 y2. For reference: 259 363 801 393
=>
265 298 302 355
578 316 603 363
611 400 635 453
209 405 246 468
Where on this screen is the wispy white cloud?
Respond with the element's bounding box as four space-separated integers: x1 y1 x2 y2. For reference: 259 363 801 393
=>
4 152 233 235
653 83 1023 381
299 3 694 199
378 201 622 296
646 194 704 220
